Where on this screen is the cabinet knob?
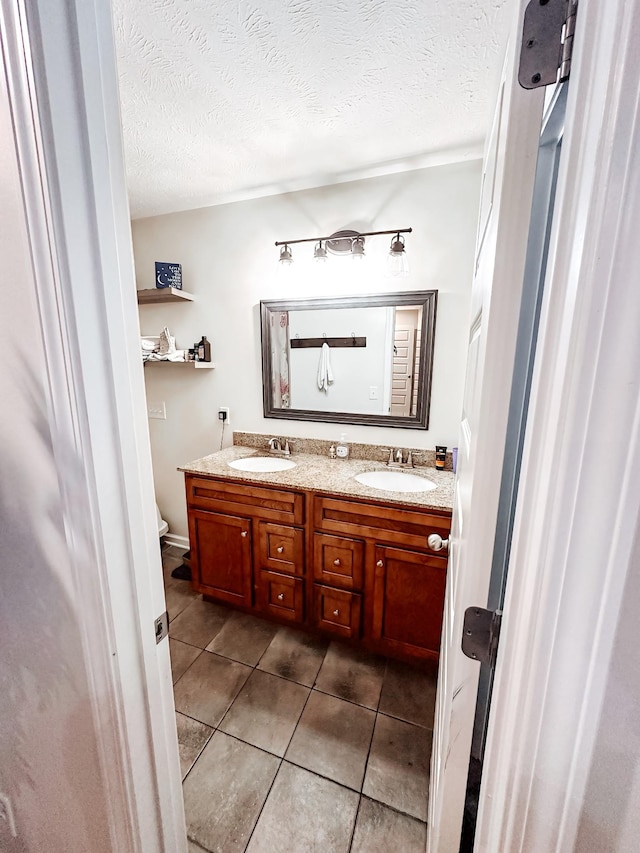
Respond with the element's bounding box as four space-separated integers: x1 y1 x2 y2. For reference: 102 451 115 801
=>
332 609 340 617
376 559 384 568
241 530 248 538
333 558 341 566
276 545 285 554
428 533 449 552
277 593 285 601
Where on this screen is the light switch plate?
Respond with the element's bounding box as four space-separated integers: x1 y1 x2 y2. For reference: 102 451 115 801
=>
148 401 166 419
369 386 379 400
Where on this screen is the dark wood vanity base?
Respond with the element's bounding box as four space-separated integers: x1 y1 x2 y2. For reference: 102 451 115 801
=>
185 473 451 664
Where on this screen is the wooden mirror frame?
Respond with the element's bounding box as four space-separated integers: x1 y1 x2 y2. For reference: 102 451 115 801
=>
260 290 437 429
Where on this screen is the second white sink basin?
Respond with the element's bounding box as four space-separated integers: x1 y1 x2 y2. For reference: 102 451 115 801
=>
228 456 297 473
354 470 437 493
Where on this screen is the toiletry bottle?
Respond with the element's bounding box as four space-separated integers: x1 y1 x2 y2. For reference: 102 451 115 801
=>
193 341 200 362
435 445 447 470
336 433 349 460
197 336 211 362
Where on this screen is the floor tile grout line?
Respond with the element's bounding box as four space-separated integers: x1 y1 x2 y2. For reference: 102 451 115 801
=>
278 680 324 766
347 794 364 853
359 793 429 826
241 755 284 853
282 754 366 796
180 725 217 786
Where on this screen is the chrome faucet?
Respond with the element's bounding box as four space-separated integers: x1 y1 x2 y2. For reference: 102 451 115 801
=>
268 437 291 456
386 448 414 468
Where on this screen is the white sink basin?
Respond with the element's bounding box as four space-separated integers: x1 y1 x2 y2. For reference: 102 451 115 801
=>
228 456 297 473
354 470 437 493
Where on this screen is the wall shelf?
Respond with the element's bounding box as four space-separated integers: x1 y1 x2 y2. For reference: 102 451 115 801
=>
144 360 215 369
137 287 194 304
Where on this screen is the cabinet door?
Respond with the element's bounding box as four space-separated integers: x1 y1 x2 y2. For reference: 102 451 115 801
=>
371 545 446 660
189 509 252 606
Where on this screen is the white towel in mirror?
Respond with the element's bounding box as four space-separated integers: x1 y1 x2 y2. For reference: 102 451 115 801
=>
317 342 334 393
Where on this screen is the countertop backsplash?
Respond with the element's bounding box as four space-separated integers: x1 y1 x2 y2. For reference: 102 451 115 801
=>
233 430 454 470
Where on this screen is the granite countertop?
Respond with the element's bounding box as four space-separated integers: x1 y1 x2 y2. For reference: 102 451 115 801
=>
179 446 454 512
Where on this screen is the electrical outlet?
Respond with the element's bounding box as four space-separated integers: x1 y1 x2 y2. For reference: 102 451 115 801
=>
147 401 166 420
218 406 230 423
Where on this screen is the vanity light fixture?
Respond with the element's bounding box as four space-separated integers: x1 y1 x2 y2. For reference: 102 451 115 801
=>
275 227 412 268
351 235 366 261
388 233 409 277
313 240 328 263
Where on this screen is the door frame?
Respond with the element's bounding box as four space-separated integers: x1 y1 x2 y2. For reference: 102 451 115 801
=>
1 0 186 849
7 0 640 848
476 0 640 848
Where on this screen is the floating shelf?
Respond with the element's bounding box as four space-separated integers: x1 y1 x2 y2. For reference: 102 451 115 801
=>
144 360 215 369
137 287 195 304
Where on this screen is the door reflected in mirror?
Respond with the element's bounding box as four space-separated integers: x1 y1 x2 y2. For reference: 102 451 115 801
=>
260 291 437 429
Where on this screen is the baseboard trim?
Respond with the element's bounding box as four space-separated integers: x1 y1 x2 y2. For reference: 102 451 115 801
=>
162 533 189 551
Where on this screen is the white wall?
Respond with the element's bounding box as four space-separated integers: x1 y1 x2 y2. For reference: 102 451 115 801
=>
133 162 480 537
288 307 390 414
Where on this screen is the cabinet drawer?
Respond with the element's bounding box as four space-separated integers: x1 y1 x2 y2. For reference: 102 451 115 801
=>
313 494 450 553
258 523 304 576
313 585 361 639
313 533 363 590
258 571 304 622
186 475 304 524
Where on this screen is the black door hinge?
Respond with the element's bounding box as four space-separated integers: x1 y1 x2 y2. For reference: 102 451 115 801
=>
462 607 503 668
519 0 578 89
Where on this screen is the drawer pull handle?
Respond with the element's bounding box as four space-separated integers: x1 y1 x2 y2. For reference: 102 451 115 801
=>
332 609 340 617
277 593 285 601
333 558 341 566
428 534 449 553
276 545 285 554
376 559 384 568
241 531 248 538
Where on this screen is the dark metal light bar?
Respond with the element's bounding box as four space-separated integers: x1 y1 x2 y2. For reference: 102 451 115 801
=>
274 227 412 247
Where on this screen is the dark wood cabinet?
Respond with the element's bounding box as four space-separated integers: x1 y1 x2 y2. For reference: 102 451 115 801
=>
371 545 447 660
188 508 253 607
184 472 450 663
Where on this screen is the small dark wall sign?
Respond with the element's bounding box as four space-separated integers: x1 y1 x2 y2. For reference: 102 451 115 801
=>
155 262 182 289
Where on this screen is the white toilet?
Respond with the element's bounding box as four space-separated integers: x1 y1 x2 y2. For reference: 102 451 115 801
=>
156 502 168 538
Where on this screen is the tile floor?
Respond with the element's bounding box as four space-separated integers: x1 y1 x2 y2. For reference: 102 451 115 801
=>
162 546 436 853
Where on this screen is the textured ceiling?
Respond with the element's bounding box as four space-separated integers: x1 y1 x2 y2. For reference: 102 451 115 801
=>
112 0 510 219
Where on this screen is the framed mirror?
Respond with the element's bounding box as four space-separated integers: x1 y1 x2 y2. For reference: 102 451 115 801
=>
260 291 437 428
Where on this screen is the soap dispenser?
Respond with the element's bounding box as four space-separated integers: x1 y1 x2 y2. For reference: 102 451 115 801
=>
336 433 350 460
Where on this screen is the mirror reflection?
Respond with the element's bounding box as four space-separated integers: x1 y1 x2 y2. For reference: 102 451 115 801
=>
261 291 437 429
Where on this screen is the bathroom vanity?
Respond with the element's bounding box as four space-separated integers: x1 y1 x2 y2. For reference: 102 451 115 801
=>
180 444 453 664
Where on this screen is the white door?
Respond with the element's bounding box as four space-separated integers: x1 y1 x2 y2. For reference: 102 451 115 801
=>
391 310 419 416
428 2 546 849
1 1 187 849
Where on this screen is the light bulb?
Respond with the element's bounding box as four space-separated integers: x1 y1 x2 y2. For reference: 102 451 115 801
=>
351 236 366 261
387 234 408 277
314 241 327 263
277 244 293 275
